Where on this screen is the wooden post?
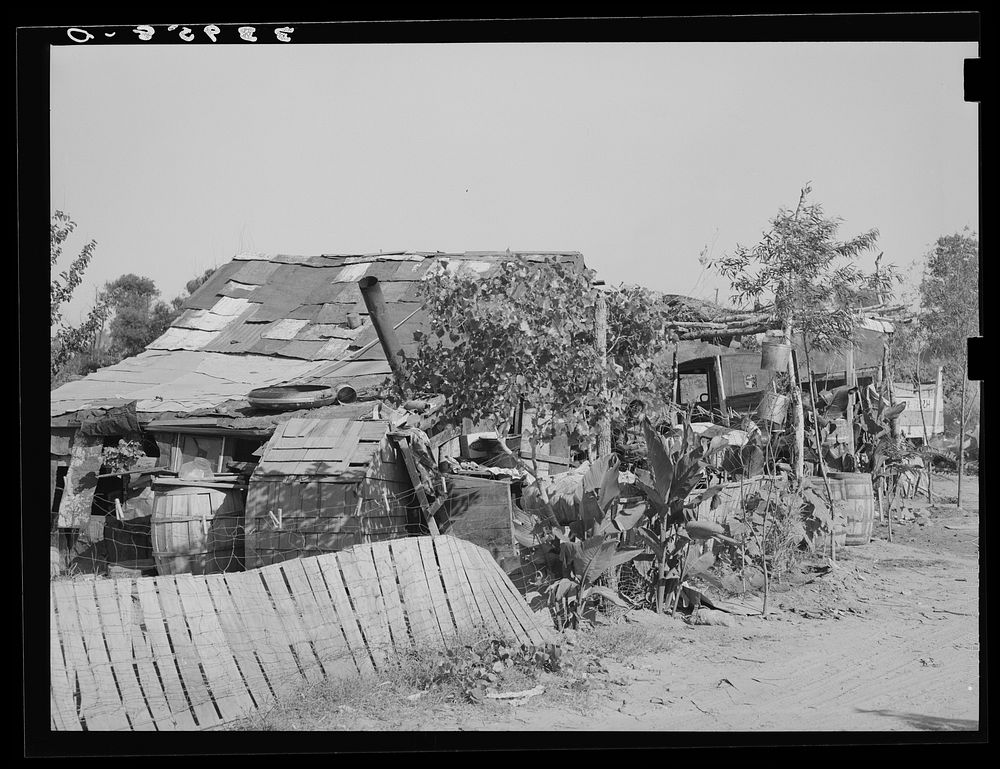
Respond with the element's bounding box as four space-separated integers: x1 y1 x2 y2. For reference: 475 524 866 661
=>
595 290 612 458
671 340 680 426
396 436 441 535
931 365 943 439
845 345 857 465
883 339 900 441
714 355 730 427
915 356 933 504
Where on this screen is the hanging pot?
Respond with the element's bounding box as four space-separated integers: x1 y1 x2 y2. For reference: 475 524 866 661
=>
760 339 792 371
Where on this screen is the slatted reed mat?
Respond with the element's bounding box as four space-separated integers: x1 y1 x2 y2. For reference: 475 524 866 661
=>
50 535 551 731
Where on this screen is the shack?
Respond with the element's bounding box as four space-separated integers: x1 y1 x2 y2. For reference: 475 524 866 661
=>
49 250 586 576
672 321 940 429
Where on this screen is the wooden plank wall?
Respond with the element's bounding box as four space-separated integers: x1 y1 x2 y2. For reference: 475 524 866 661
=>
244 436 413 569
442 475 516 566
693 475 782 526
50 536 551 731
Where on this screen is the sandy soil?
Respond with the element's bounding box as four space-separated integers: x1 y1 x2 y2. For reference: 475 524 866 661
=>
455 473 982 732
252 472 981 733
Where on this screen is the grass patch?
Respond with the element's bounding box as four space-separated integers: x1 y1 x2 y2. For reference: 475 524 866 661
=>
226 618 682 730
227 627 570 731
574 621 676 662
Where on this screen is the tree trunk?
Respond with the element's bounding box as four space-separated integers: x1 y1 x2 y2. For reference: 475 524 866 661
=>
595 291 612 458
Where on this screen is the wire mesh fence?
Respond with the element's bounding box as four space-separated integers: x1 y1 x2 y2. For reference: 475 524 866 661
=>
51 482 516 580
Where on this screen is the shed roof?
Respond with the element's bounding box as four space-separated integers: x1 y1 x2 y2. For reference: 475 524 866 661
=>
252 417 391 480
50 251 585 420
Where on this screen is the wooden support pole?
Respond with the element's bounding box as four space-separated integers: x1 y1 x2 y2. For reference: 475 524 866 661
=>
845 345 857 466
883 339 900 442
785 326 804 481
915 355 933 504
931 365 943 439
396 437 441 536
714 355 730 427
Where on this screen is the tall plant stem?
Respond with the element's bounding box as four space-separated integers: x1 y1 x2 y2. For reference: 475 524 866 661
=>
656 521 668 615
803 335 837 563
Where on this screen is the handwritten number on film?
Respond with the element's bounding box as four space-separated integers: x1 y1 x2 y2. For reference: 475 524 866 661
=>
71 25 295 42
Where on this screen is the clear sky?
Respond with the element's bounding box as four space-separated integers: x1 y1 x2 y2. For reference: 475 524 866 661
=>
51 41 978 324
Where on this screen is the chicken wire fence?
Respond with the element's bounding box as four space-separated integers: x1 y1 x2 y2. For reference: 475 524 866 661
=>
51 483 516 580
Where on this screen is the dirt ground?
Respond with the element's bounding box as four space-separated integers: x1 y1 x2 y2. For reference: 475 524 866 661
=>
241 472 980 733
374 473 981 732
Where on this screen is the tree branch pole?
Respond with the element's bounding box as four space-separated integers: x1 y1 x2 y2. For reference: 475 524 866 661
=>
595 290 612 458
803 335 837 563
785 322 805 481
915 352 933 505
958 364 968 509
845 345 857 469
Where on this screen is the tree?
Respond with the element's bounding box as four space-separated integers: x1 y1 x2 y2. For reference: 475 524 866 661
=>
102 274 176 359
917 230 979 435
405 256 603 456
404 257 679 457
186 267 216 296
916 230 979 505
50 211 113 380
711 185 898 478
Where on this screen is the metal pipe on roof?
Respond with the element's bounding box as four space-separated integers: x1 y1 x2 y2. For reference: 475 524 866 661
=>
358 276 412 399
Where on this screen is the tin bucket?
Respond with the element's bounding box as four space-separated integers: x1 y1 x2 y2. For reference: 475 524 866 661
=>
760 339 792 371
757 390 789 424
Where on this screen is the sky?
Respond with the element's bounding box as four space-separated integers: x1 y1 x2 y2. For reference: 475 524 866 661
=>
50 41 978 324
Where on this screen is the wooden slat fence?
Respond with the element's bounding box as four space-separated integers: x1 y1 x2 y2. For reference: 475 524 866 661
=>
50 535 551 731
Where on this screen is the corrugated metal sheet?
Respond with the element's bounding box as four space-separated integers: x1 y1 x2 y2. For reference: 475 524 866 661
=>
331 263 371 283
180 261 244 309
261 318 309 340
218 280 258 298
274 340 329 360
146 327 221 351
50 351 324 417
231 260 282 284
173 308 243 332
210 296 252 317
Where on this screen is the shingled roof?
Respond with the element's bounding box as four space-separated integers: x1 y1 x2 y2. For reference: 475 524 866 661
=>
50 251 585 420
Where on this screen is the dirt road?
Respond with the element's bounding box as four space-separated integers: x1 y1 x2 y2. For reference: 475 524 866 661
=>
473 473 981 732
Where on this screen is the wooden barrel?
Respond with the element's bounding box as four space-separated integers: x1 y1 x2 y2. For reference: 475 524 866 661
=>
827 472 875 546
151 482 246 575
